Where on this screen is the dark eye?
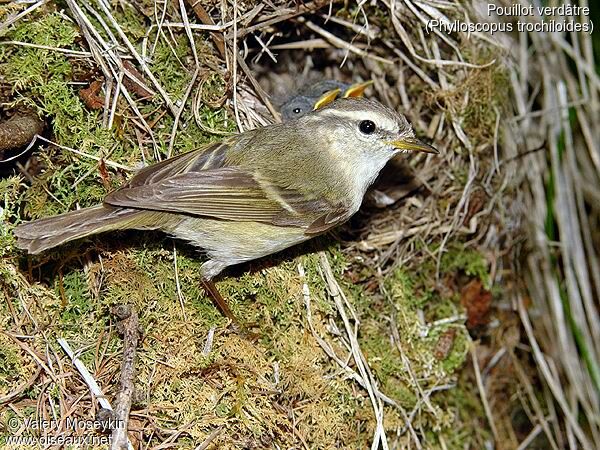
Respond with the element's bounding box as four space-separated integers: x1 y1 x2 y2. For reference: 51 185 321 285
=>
293 107 302 114
359 120 376 134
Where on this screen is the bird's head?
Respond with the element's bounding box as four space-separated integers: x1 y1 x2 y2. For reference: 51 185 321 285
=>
303 97 438 164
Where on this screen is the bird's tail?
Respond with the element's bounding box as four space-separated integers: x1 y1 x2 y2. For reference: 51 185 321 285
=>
14 205 152 255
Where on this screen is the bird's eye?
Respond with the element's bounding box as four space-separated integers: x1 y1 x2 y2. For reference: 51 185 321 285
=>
293 107 302 114
359 120 376 135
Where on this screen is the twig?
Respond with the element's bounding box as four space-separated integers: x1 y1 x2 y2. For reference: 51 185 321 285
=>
59 337 134 449
185 0 226 58
298 17 394 66
202 326 216 356
110 304 141 450
0 0 48 33
94 0 177 115
318 253 390 450
3 332 59 384
509 350 560 450
0 40 92 57
194 427 223 450
0 367 42 405
173 244 187 321
226 0 330 40
231 0 242 131
27 135 133 171
236 56 280 122
167 67 200 158
517 296 593 450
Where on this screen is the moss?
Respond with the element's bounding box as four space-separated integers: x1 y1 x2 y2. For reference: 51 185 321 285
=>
0 337 22 389
461 65 510 143
117 2 149 40
428 370 492 447
0 177 22 257
2 13 92 144
151 33 194 102
0 4 492 448
57 270 93 319
345 263 471 440
385 266 425 309
8 12 74 46
199 72 228 105
440 243 490 287
0 12 127 226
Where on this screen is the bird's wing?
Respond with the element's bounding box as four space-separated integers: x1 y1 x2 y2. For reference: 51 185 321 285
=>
304 208 350 235
105 165 348 232
125 141 230 188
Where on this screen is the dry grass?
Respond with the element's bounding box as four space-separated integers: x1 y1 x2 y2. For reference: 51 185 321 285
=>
501 4 600 448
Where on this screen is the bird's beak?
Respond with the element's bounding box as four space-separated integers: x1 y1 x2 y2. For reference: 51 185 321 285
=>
388 137 439 154
313 88 341 110
342 80 374 98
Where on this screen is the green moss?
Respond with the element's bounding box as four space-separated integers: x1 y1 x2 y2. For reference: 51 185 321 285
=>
428 43 510 147
151 33 194 101
117 3 148 40
440 243 490 287
0 344 21 389
384 267 424 308
0 4 492 448
0 177 22 257
3 13 81 133
11 12 79 46
199 72 228 105
2 13 94 145
426 296 461 322
462 66 510 143
57 270 93 320
338 262 471 439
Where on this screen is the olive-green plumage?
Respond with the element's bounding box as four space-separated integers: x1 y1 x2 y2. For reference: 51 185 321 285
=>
14 98 437 279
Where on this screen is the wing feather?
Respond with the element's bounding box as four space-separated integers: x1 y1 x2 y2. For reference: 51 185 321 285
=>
125 141 229 188
104 139 349 234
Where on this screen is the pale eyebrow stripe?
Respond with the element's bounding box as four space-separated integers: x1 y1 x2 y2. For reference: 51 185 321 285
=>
319 109 366 121
318 109 398 133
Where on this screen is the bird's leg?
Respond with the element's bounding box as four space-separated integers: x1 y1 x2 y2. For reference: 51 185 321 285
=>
201 278 237 322
201 278 260 340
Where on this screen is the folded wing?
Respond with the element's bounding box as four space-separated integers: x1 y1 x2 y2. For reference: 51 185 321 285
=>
105 151 348 234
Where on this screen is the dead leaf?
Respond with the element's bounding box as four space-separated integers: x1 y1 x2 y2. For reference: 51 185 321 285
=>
122 61 153 100
98 159 111 190
434 328 457 360
461 279 492 329
463 189 486 225
80 80 105 110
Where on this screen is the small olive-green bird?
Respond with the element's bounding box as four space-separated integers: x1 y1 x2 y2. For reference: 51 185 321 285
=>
15 98 437 281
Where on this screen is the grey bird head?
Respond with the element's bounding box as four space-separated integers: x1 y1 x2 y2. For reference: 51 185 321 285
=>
280 80 352 121
300 80 350 97
280 95 314 122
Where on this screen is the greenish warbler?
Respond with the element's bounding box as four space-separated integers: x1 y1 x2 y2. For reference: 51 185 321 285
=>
15 98 437 310
280 80 372 121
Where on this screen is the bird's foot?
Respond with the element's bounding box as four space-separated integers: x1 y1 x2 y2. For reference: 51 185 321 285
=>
201 278 260 341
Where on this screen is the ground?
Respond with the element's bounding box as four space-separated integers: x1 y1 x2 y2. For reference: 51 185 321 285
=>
2 1 597 449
